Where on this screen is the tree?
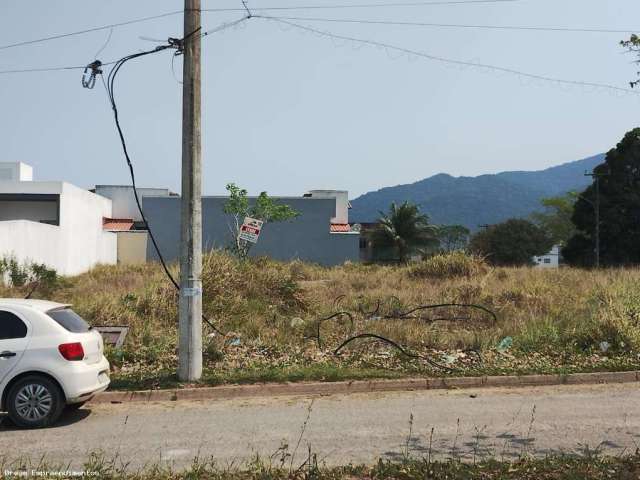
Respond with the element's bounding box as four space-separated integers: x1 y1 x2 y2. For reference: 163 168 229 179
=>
563 128 640 267
373 201 439 262
223 183 298 259
530 193 577 245
469 219 553 266
621 34 640 88
437 225 470 252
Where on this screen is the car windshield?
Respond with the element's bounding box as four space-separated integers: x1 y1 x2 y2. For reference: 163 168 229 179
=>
47 308 91 333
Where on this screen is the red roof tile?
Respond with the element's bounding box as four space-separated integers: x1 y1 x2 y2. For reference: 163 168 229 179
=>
103 217 134 231
330 223 351 233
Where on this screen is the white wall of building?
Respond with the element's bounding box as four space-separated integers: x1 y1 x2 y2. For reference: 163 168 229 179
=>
0 221 63 270
94 185 170 221
58 183 116 274
0 178 116 276
307 190 350 224
0 162 32 182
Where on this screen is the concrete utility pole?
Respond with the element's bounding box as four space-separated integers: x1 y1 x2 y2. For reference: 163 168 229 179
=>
178 0 203 381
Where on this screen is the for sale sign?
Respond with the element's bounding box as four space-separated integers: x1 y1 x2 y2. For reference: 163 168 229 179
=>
238 217 263 244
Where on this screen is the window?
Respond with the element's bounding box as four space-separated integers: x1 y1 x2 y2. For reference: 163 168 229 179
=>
47 308 91 333
0 311 28 340
544 258 551 264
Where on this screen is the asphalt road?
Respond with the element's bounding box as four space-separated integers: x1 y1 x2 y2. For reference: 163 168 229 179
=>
1 383 639 471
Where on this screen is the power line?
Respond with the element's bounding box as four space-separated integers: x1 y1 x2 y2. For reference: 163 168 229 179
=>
267 16 640 34
202 0 521 12
0 10 183 51
0 1 516 52
0 18 249 76
0 65 86 74
257 16 640 96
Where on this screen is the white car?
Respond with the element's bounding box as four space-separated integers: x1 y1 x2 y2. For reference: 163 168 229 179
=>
0 299 110 428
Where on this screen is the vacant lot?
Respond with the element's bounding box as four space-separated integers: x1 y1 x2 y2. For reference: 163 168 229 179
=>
3 252 639 388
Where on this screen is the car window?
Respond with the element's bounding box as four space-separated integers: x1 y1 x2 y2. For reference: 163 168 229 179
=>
47 308 91 333
0 311 28 340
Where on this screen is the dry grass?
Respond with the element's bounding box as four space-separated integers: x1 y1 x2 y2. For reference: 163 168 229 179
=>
3 251 640 385
2 451 640 479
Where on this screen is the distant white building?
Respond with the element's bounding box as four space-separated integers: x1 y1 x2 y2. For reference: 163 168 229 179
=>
0 162 117 276
533 245 561 268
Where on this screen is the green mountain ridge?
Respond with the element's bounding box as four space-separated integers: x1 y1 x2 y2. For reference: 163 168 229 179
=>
350 154 605 230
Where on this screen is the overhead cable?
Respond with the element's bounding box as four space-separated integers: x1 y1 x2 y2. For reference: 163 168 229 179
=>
0 17 249 76
0 11 183 51
258 16 640 96
268 16 640 34
0 0 519 52
202 0 520 12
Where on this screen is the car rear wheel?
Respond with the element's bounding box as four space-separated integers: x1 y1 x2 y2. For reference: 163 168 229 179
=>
6 376 65 428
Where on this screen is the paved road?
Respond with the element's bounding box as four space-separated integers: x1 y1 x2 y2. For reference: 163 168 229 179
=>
1 383 639 470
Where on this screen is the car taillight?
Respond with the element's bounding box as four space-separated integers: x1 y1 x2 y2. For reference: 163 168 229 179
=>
58 342 84 361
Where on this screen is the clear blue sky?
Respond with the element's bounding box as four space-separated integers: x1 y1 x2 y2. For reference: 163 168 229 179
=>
1 0 639 198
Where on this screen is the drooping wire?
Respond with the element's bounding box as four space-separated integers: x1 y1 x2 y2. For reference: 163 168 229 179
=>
93 28 114 60
334 333 455 371
266 16 640 35
0 0 518 52
97 18 251 335
103 48 222 335
257 16 640 96
103 45 180 289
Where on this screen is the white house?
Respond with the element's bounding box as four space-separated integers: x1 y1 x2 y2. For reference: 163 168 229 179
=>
0 162 117 276
533 245 561 268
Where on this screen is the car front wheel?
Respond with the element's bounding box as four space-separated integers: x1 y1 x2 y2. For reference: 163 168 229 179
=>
6 376 65 428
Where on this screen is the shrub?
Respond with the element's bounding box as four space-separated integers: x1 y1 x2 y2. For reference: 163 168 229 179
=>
410 251 487 279
0 256 58 289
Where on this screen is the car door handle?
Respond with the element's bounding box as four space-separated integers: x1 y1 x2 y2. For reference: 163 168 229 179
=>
0 351 16 358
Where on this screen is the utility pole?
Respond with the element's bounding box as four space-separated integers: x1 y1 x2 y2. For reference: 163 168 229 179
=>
584 170 610 269
178 0 202 381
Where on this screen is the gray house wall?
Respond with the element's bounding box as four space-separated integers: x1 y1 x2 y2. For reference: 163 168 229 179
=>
142 196 360 266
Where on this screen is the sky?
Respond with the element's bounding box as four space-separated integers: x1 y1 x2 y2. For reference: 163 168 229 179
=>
1 0 639 198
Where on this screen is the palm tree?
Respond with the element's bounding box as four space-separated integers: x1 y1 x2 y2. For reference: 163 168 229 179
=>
373 202 439 262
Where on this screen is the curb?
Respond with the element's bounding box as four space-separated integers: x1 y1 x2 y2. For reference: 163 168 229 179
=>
90 370 640 405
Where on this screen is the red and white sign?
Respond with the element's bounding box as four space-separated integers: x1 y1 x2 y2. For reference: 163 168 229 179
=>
238 217 263 244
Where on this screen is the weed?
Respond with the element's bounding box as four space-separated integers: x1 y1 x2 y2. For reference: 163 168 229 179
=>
1 251 639 387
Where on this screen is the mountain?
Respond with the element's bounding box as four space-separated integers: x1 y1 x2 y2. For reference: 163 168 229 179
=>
350 154 605 230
